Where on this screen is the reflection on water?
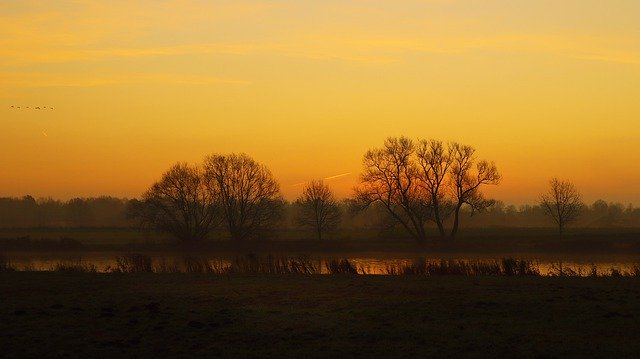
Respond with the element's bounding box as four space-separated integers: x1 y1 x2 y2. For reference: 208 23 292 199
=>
4 252 640 276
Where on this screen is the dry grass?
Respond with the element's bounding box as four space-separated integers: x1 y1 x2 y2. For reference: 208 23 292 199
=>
52 260 97 273
384 258 540 276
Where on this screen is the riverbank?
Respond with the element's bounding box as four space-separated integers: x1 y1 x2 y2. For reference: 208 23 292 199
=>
2 229 640 256
1 273 639 357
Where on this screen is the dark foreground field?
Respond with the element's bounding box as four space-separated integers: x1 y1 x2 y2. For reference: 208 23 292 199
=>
2 274 639 358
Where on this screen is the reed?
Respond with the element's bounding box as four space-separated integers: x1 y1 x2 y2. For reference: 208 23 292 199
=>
52 260 97 273
110 253 153 273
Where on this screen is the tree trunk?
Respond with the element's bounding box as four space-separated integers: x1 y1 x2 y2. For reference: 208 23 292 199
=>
433 203 446 240
558 221 564 239
449 202 463 240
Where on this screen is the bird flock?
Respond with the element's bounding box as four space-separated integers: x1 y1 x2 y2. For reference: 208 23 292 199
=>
9 105 55 110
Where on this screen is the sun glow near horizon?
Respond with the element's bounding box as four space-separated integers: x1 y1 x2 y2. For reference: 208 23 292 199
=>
1 1 639 205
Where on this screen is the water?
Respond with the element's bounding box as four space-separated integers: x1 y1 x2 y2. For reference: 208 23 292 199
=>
3 252 640 276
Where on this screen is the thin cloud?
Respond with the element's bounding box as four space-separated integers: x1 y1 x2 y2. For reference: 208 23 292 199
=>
574 54 640 66
0 72 251 88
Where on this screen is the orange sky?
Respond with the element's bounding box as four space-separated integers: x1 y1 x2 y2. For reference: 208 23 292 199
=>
1 1 640 205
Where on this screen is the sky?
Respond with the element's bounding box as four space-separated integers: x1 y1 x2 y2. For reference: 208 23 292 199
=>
1 0 639 205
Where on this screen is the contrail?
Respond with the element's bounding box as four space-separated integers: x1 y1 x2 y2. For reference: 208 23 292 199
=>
324 172 351 181
290 172 352 187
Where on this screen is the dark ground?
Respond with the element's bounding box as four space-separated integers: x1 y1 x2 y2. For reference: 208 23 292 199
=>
1 273 639 358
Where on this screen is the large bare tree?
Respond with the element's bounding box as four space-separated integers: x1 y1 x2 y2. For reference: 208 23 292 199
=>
416 139 454 238
449 143 501 239
296 180 341 240
540 178 582 237
128 163 218 242
354 137 431 242
203 153 283 240
355 137 500 241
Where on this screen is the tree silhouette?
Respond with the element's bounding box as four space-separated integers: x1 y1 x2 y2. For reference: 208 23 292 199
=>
128 163 218 242
449 143 501 239
416 139 454 238
296 180 341 240
355 136 500 241
540 178 582 237
203 153 283 241
354 137 431 242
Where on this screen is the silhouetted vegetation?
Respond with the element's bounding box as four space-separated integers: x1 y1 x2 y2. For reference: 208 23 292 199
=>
295 180 341 240
325 259 360 274
128 163 219 242
354 137 500 242
225 254 319 274
110 253 153 273
1 196 639 247
384 258 540 276
0 254 16 272
540 178 583 236
203 153 284 241
52 260 97 273
128 153 285 242
0 196 130 228
4 253 639 277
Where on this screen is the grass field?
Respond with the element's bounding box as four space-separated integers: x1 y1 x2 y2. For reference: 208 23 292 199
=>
1 273 639 357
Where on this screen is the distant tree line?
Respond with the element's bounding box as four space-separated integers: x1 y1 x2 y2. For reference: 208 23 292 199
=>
0 196 130 228
1 194 639 231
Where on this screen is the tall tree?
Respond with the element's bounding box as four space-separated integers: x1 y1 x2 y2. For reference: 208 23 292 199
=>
540 178 582 237
296 180 341 240
449 143 501 239
129 163 218 242
355 136 500 241
203 153 283 240
416 139 453 239
354 137 431 242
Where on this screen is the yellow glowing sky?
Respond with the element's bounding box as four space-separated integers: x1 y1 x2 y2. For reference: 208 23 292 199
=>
2 1 640 205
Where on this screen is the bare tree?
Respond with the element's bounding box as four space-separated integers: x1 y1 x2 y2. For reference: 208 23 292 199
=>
128 163 218 242
449 143 501 239
354 137 431 242
203 153 283 240
296 180 341 240
540 178 582 237
416 139 453 239
354 137 500 242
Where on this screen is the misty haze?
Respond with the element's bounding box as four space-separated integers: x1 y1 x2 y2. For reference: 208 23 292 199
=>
2 1 640 357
